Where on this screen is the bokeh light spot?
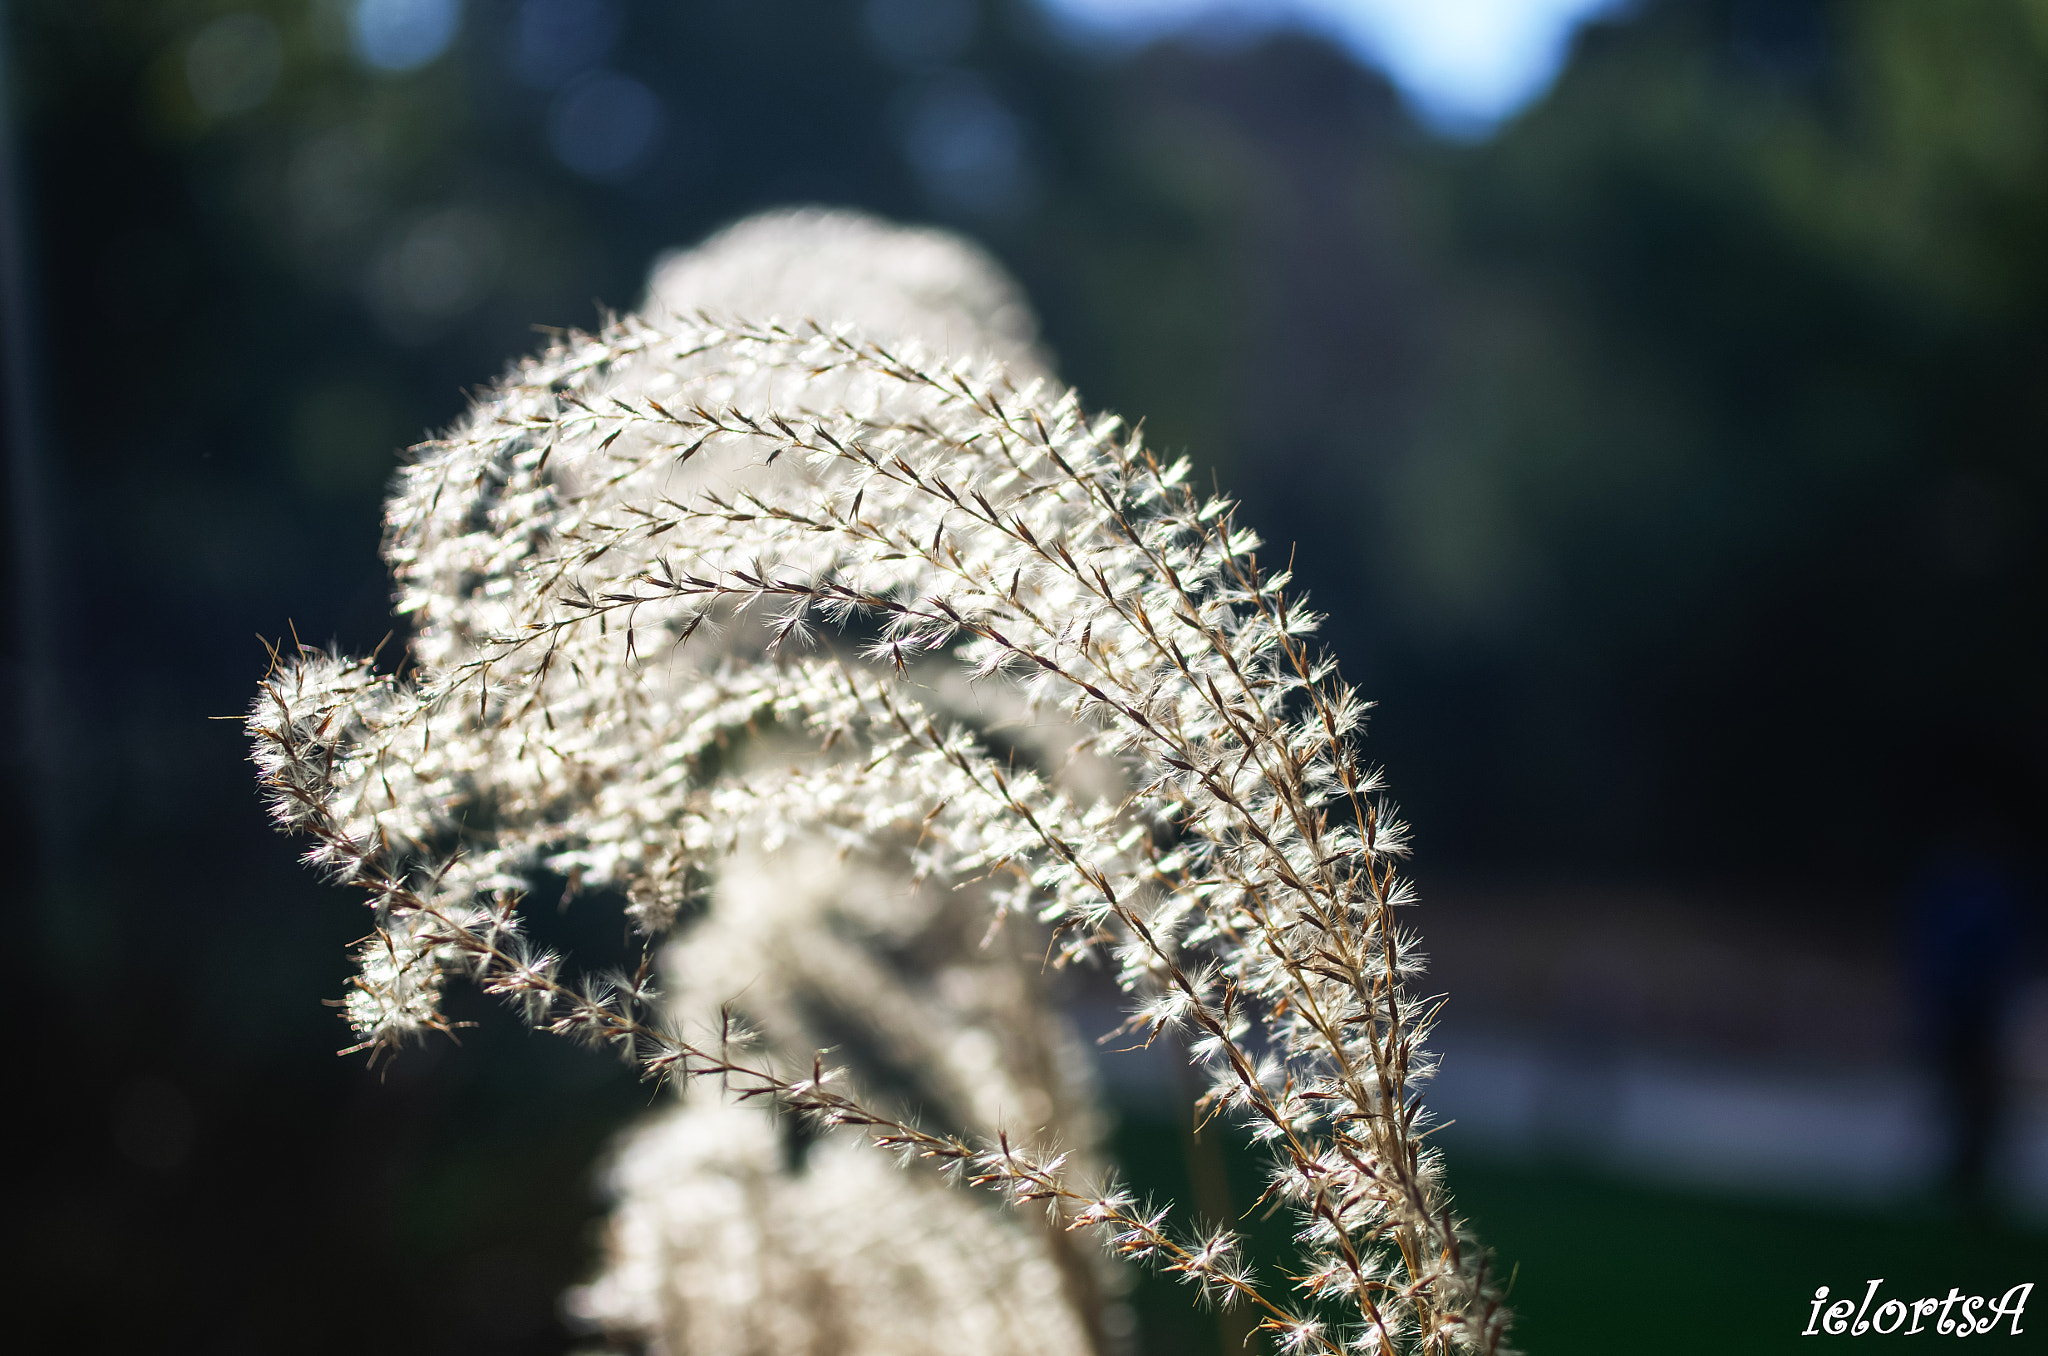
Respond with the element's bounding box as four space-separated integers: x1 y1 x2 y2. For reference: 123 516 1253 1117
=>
546 71 664 181
351 0 463 73
366 208 504 340
901 73 1034 218
185 13 283 117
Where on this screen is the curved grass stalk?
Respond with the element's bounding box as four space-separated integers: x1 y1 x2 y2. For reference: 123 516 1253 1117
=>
249 211 1511 1356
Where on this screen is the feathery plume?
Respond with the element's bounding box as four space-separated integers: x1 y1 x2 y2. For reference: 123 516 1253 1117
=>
248 208 1511 1355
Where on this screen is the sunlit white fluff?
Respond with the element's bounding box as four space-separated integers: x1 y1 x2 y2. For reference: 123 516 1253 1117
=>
248 207 1510 1356
569 1097 1092 1356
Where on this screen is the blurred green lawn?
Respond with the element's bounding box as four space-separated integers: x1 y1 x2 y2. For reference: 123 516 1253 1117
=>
1112 1117 2048 1354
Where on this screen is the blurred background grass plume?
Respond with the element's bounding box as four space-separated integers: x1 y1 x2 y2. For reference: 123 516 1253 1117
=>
5 1 2046 1352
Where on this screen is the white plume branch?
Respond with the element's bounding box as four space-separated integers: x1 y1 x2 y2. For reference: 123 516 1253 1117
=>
247 209 1510 1356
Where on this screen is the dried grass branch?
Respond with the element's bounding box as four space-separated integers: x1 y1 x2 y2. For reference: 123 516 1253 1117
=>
248 209 1510 1355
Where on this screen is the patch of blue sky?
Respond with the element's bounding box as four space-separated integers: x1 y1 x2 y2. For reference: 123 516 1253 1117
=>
1032 0 1632 136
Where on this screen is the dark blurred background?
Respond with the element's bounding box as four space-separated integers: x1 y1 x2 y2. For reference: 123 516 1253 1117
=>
6 0 2046 1351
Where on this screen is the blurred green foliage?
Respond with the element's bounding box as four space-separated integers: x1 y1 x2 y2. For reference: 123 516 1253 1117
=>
1374 0 2048 876
1115 1115 2048 1355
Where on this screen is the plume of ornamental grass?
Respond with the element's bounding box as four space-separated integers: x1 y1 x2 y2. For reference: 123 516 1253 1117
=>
248 208 1512 1356
567 810 1114 1356
569 1096 1100 1356
573 670 1122 1354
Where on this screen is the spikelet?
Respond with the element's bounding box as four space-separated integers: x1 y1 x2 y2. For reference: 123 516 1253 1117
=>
248 208 1511 1356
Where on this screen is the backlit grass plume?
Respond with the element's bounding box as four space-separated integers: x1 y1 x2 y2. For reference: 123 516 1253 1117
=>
248 209 1511 1355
